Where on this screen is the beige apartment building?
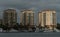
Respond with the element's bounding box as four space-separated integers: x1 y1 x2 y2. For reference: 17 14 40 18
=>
38 10 57 30
3 9 17 27
20 9 34 26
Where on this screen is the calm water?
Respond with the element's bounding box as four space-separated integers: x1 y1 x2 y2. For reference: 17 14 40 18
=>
0 32 60 37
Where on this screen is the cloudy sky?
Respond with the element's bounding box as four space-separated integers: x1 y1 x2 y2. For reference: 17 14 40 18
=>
0 0 60 23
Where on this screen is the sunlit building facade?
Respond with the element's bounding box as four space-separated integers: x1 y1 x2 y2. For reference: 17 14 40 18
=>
20 9 34 26
38 10 57 30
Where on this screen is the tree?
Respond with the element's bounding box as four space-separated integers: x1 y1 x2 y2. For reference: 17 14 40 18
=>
32 26 36 32
2 23 11 32
13 24 19 30
56 23 60 30
0 23 3 28
2 25 7 30
20 23 25 30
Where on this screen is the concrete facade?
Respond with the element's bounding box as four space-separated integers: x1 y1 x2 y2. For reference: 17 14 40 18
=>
3 9 17 27
20 9 34 26
38 10 57 30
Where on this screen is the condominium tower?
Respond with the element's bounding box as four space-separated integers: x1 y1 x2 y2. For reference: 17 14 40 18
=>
20 9 34 26
38 10 57 30
3 9 17 27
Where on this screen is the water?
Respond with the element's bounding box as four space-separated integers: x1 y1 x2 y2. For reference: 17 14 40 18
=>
0 32 60 37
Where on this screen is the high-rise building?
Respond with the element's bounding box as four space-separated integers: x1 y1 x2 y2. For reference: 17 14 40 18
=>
20 9 34 26
38 10 57 30
3 9 17 27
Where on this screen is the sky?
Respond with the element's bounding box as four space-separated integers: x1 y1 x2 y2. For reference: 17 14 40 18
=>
0 0 60 23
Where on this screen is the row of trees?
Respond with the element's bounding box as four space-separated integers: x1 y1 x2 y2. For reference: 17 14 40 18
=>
56 23 60 30
0 23 20 32
0 23 60 32
0 23 36 32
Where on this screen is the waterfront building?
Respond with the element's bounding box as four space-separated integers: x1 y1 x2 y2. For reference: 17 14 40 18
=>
20 9 34 31
38 9 57 31
3 9 17 27
20 9 34 26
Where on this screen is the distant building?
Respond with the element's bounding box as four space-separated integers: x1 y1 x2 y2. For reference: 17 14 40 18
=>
38 9 57 30
20 9 34 26
3 9 17 27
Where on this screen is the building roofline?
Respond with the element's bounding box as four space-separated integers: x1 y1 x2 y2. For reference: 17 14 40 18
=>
21 9 33 12
4 9 16 11
38 9 55 13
